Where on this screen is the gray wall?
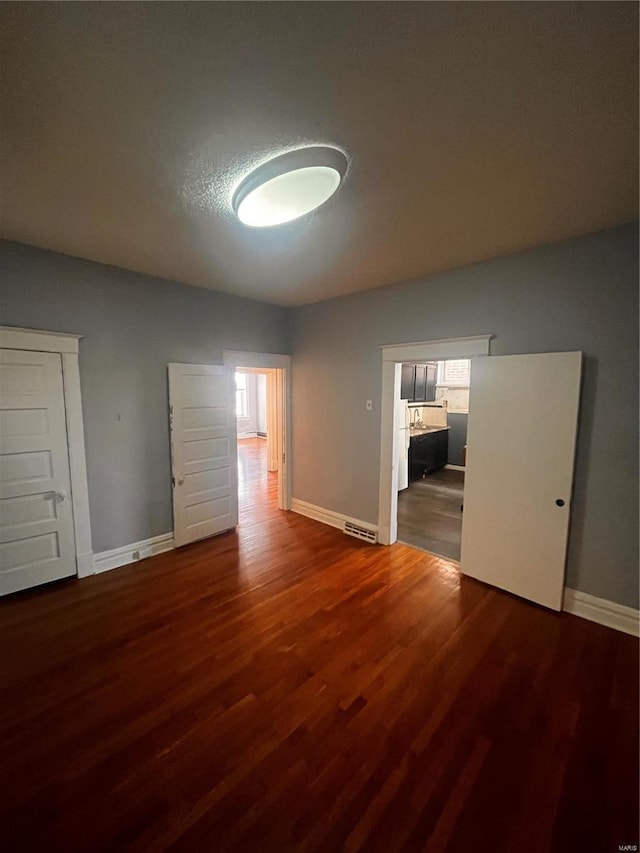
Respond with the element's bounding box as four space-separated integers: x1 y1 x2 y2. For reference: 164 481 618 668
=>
2 226 638 608
0 241 290 552
447 413 468 467
290 223 639 609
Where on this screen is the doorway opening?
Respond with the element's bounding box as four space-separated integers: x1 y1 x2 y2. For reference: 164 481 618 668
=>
223 350 292 517
396 358 470 561
380 340 583 612
377 335 491 547
234 368 280 523
168 353 290 550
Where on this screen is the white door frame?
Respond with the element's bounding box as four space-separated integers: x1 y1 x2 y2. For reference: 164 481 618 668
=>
0 325 94 577
377 335 492 545
223 350 292 511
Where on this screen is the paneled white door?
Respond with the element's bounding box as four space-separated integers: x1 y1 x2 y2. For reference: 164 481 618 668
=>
460 352 582 610
0 349 76 595
169 364 238 547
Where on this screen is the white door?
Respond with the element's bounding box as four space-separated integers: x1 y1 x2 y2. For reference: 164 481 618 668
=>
168 364 238 547
0 349 76 595
460 352 582 610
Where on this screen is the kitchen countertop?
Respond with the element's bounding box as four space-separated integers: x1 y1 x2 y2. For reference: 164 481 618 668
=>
409 426 450 436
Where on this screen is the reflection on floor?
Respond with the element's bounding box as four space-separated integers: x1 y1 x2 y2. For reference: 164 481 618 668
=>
397 467 465 560
237 436 278 526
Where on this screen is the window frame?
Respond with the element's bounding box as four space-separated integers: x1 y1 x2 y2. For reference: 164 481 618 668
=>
235 371 248 418
436 359 471 388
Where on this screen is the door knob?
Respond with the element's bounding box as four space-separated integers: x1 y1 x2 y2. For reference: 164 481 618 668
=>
178 477 185 485
55 489 67 503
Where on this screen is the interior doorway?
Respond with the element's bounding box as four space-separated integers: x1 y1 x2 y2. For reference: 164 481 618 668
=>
379 338 583 612
169 351 291 549
0 326 94 595
396 357 471 561
222 350 291 513
234 368 279 523
377 336 491 547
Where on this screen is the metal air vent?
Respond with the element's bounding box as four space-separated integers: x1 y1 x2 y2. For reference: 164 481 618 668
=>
343 521 378 544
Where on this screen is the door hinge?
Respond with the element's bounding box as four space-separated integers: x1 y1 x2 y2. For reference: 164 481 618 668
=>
171 477 175 488
282 452 286 464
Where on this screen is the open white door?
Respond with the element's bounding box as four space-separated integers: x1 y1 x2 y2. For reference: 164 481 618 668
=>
168 364 238 548
460 352 582 610
0 349 76 595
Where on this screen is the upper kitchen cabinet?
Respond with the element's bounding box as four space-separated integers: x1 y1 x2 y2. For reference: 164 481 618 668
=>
401 362 438 402
401 363 415 400
425 363 437 402
414 364 427 402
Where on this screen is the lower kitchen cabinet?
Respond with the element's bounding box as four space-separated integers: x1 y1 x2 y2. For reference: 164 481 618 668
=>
409 429 448 480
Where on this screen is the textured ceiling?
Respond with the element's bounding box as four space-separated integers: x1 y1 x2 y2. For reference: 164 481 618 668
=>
1 3 637 306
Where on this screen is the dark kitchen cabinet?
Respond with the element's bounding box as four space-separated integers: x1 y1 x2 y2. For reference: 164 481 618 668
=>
409 429 449 480
401 362 438 402
425 363 437 402
413 365 427 402
401 363 415 400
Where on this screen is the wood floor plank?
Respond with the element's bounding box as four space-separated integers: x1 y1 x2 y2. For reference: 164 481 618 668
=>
0 438 637 852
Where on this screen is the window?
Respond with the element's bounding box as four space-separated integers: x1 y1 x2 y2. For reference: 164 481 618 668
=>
435 359 471 413
235 371 247 418
437 359 471 388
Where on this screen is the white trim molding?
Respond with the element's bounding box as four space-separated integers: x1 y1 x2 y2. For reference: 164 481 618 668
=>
563 588 639 637
0 325 94 577
94 532 175 574
223 350 291 370
0 325 81 354
381 335 492 364
291 498 378 536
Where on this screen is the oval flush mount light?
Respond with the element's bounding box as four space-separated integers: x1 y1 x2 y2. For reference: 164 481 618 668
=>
232 145 348 228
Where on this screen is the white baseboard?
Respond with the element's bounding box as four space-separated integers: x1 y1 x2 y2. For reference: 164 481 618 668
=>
445 464 466 471
238 432 258 439
291 498 378 536
94 532 175 574
563 588 639 637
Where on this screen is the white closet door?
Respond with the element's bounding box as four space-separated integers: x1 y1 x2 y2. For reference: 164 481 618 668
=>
460 352 582 611
0 349 76 595
169 364 238 547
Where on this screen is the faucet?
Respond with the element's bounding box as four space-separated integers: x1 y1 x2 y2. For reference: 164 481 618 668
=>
413 408 420 427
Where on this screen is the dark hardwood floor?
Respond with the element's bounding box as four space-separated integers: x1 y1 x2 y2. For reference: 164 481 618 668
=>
397 468 465 561
0 438 637 851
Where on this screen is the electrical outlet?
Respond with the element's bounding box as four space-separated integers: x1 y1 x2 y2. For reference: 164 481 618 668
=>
366 400 373 411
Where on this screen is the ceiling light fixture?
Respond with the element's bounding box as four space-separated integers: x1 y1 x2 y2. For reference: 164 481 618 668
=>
232 146 348 228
